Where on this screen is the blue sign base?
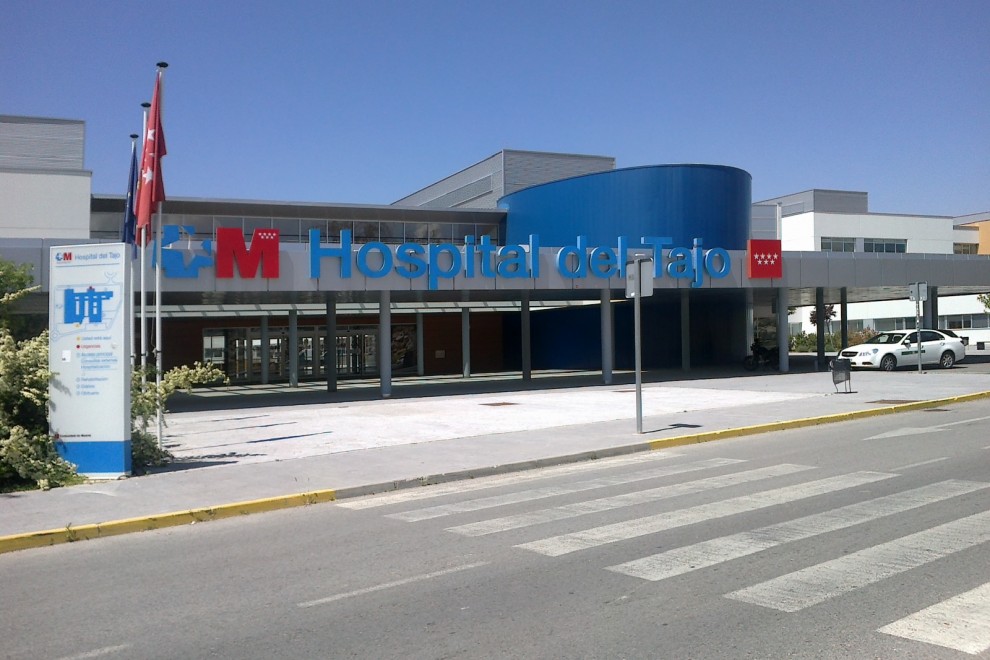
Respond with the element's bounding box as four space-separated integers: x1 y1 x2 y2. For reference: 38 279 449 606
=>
56 440 132 478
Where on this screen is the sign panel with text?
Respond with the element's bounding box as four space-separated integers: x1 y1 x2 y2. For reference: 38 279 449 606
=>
48 243 132 477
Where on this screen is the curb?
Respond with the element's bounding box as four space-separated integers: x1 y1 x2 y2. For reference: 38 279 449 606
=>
647 390 990 450
3 390 990 556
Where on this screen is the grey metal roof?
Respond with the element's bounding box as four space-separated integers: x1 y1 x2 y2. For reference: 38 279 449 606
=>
91 195 506 224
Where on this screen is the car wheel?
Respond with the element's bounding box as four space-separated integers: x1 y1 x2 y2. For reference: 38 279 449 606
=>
879 354 897 371
940 351 955 369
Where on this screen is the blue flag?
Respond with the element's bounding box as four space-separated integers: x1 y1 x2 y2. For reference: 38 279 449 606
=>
121 138 139 257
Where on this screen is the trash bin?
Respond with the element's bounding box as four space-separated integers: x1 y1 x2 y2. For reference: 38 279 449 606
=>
831 358 851 393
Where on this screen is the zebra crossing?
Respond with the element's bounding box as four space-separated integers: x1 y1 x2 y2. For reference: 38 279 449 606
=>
341 453 990 655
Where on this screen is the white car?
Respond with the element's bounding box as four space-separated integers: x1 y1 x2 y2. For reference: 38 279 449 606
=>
837 329 966 371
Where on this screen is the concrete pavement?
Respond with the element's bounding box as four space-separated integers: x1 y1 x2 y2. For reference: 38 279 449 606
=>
3 353 990 553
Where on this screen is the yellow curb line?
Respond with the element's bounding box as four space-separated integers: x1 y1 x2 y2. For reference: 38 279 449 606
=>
648 390 990 451
3 390 990 556
0 489 336 555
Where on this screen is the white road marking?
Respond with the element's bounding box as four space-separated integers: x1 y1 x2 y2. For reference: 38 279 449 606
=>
297 561 489 608
864 415 990 442
726 509 990 612
864 427 939 441
515 471 894 557
387 458 744 522
447 464 815 537
608 480 987 581
889 457 948 471
338 451 684 509
878 581 990 655
56 645 131 660
940 414 990 428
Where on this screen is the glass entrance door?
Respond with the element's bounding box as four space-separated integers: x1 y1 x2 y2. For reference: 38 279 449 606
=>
336 330 378 377
206 324 401 383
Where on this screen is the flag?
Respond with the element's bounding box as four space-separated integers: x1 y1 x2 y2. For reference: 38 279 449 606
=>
747 239 783 279
121 137 139 257
135 69 166 241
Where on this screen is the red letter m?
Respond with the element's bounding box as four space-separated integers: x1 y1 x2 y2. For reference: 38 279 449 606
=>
216 228 280 278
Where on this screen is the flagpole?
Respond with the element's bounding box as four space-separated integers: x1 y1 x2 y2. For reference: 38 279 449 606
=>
127 134 139 369
154 61 168 449
140 102 150 385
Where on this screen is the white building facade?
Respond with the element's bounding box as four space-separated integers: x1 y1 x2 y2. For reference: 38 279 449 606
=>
755 190 990 343
0 116 91 240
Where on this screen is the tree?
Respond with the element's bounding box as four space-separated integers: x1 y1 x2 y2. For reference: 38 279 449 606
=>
979 293 990 314
810 304 836 334
0 258 38 331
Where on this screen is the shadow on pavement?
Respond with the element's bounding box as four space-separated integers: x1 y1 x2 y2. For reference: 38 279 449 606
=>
167 355 825 414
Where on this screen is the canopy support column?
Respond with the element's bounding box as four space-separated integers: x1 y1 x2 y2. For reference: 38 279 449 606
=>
601 289 614 385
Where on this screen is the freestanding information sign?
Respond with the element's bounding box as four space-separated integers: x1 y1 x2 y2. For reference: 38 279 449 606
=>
49 243 132 477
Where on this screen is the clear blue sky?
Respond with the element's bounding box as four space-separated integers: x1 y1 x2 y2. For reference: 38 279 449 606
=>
3 0 987 216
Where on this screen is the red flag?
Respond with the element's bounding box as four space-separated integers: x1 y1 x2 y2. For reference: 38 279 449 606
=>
135 70 166 242
747 239 783 279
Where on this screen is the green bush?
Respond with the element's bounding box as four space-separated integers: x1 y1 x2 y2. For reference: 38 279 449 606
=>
129 362 228 474
789 329 878 353
0 328 76 490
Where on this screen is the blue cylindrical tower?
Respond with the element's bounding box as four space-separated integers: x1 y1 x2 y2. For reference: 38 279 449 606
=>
499 164 751 249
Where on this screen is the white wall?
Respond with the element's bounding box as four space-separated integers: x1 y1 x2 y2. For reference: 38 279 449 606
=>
781 212 817 250
782 211 956 253
0 170 91 239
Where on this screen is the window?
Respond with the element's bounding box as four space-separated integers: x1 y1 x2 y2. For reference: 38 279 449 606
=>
954 243 979 255
875 317 917 331
864 238 906 253
938 314 990 330
202 332 225 365
821 237 855 252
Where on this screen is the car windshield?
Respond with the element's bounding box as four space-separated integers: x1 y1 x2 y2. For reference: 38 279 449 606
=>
865 333 904 344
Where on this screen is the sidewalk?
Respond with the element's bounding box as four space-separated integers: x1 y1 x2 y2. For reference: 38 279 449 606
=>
3 355 990 552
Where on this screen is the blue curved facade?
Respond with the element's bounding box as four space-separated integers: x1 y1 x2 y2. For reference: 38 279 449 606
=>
499 164 752 249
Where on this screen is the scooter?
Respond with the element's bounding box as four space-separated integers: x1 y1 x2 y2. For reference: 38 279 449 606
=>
743 340 779 371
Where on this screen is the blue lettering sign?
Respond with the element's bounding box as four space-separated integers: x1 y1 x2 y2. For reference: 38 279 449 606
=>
356 242 393 278
151 225 734 290
158 225 214 278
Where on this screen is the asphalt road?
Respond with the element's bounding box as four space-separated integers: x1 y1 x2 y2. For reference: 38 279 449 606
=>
3 401 990 659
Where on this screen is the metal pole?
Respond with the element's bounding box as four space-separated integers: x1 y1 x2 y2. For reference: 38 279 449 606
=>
911 292 922 374
634 269 643 434
154 200 163 448
139 103 150 385
127 134 138 369
153 62 168 449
